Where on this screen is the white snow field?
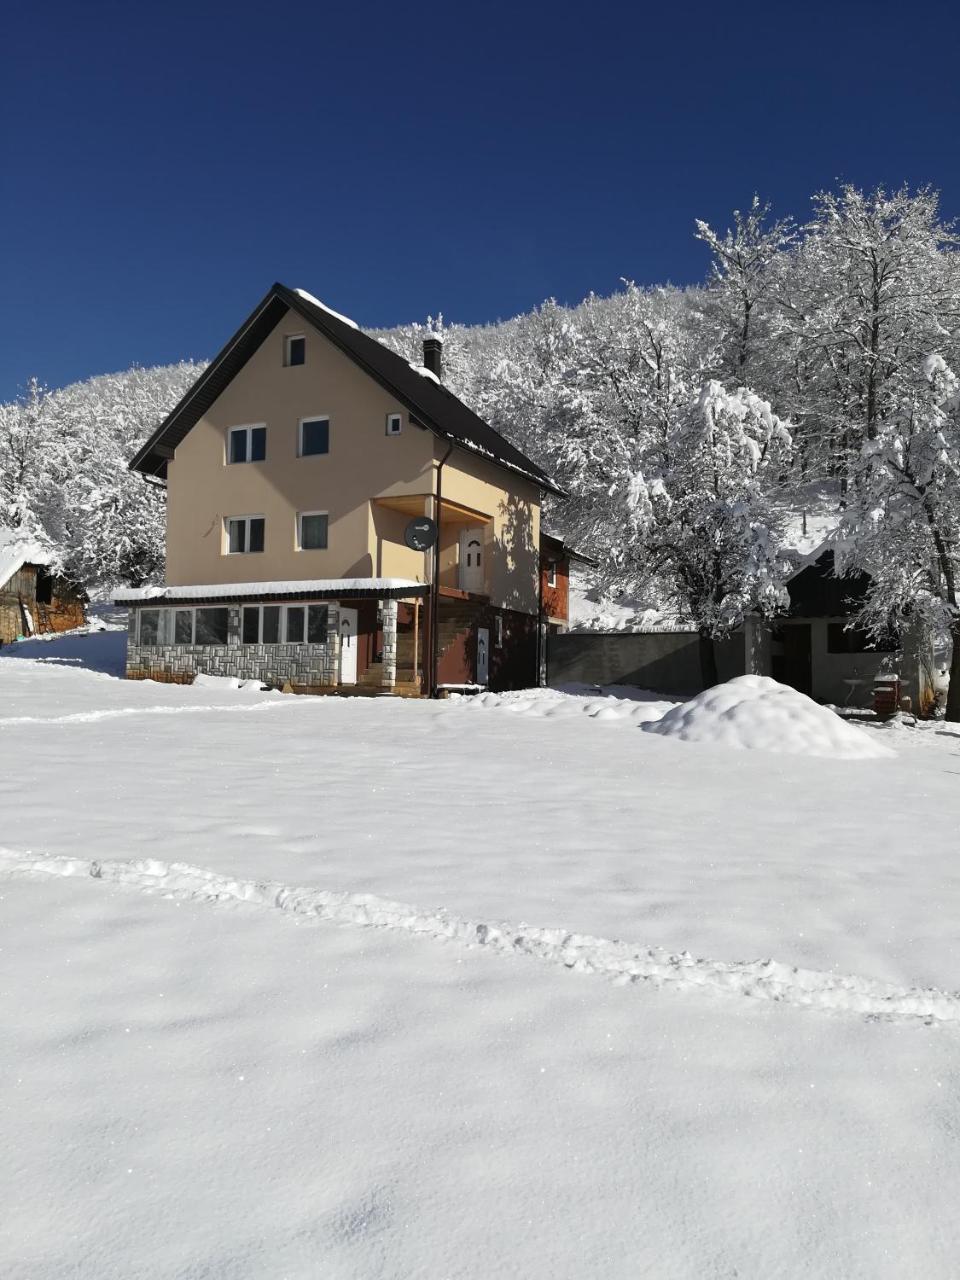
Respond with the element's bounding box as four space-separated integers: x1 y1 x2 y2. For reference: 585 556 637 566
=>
3 629 960 1277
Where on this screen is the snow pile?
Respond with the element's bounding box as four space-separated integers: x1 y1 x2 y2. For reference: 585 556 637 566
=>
458 685 674 724
643 675 895 760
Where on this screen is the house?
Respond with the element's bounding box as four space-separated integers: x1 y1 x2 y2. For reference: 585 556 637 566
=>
540 532 598 633
0 531 86 645
549 546 936 713
744 548 936 713
115 283 563 695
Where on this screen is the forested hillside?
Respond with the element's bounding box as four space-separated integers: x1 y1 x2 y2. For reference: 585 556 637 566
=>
5 183 960 702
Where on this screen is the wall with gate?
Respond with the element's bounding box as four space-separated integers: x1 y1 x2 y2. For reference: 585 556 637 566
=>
546 630 746 695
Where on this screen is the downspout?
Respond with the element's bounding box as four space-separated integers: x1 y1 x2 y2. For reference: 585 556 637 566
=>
431 441 454 698
536 529 544 687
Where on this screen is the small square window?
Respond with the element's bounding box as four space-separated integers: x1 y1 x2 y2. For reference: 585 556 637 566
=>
228 425 266 464
299 512 329 550
226 516 265 554
386 413 402 436
285 335 305 366
299 418 329 457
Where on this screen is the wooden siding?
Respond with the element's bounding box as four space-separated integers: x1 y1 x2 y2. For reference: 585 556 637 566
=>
0 564 85 645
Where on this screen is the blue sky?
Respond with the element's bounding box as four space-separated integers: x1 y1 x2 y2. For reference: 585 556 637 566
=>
3 0 960 400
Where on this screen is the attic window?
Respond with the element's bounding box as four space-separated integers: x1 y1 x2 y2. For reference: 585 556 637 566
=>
386 413 402 436
228 424 266 464
285 335 306 367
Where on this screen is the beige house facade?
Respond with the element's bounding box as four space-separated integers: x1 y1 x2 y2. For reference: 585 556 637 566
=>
117 283 560 695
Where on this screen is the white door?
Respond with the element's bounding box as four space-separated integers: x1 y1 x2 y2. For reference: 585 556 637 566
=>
339 608 358 684
459 527 485 593
476 627 489 686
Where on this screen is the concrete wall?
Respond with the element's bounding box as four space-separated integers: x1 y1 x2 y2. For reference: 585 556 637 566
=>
547 631 746 695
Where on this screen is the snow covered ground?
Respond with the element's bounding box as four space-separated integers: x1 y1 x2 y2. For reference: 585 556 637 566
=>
3 627 960 1276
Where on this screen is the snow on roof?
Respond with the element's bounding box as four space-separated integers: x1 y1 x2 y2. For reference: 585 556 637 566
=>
408 362 442 385
113 578 428 603
0 528 54 589
293 288 360 330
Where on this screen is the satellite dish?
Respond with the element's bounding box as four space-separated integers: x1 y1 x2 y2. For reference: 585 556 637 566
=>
404 516 438 551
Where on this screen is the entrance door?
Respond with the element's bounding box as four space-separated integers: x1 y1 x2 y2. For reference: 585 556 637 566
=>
780 623 812 697
339 608 358 684
476 626 490 686
459 527 485 594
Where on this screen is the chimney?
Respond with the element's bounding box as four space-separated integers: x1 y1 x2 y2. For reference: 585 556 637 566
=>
422 335 443 381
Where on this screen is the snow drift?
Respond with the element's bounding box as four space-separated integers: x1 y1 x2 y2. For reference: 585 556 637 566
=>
642 675 895 760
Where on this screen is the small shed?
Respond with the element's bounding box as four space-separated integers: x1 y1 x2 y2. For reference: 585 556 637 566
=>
0 532 86 646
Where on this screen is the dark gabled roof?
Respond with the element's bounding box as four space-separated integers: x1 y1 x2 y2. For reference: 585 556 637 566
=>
787 551 871 617
540 531 599 568
130 282 562 494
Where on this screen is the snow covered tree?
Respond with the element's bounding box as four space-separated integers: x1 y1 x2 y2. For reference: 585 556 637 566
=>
842 352 960 719
620 382 793 684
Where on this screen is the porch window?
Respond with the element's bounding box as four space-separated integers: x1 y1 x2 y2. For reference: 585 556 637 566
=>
827 622 898 654
227 425 266 464
299 417 329 457
285 605 305 644
195 608 229 646
139 609 161 647
308 604 328 643
242 605 282 644
226 516 265 554
174 609 194 644
298 511 329 550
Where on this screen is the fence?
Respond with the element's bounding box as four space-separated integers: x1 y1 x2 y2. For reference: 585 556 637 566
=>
546 629 746 695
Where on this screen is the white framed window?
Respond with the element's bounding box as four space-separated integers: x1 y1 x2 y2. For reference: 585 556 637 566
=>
546 562 557 588
298 416 330 457
225 515 265 554
282 603 329 645
386 412 402 436
242 604 281 644
139 607 228 647
297 511 329 551
227 424 266 464
284 334 306 367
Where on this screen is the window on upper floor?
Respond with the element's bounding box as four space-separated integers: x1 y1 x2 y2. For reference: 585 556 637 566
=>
546 562 557 588
227 424 266 464
299 417 330 457
225 515 265 554
297 511 329 551
285 335 306 366
386 412 402 436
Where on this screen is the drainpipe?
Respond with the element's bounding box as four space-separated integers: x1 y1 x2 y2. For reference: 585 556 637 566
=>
431 441 454 697
536 533 545 687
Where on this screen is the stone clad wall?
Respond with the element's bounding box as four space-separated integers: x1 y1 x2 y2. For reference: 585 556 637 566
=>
126 603 340 687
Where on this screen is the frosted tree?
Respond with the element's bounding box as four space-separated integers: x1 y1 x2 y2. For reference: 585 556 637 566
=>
695 195 796 381
842 352 960 719
620 382 793 684
773 185 960 489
